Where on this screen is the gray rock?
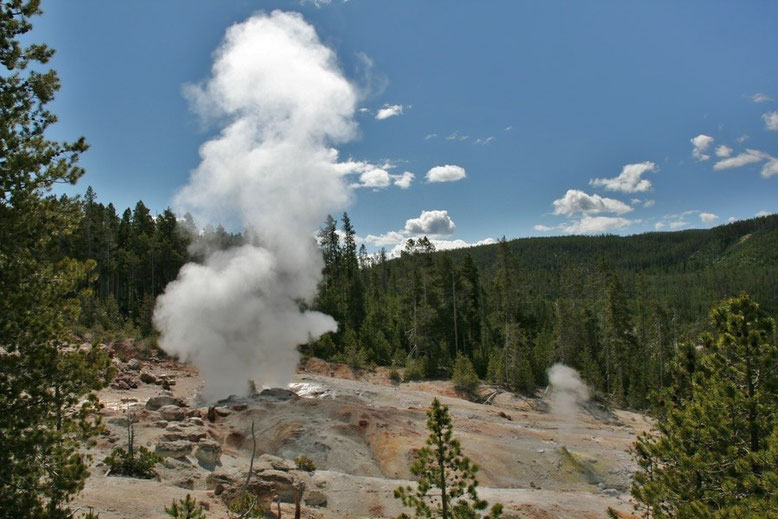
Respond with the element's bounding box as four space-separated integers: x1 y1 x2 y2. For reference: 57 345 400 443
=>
194 440 222 465
159 405 187 421
126 359 142 371
304 490 327 507
146 394 184 411
155 440 192 459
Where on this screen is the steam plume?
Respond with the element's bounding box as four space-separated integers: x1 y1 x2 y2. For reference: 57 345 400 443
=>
547 363 590 420
153 11 357 399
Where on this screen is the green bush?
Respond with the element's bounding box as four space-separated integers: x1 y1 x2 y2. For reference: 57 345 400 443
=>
451 353 480 395
228 492 266 518
389 368 401 384
295 454 316 472
165 494 206 518
404 357 426 381
104 445 160 479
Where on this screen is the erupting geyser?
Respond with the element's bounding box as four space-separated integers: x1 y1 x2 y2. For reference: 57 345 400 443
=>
153 11 359 400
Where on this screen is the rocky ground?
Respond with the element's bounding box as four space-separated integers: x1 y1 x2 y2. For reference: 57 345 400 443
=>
72 352 651 518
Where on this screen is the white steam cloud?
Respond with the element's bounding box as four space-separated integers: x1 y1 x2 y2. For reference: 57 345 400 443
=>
547 363 590 421
154 11 358 399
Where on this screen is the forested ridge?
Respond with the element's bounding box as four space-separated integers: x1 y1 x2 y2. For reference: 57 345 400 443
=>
63 187 778 409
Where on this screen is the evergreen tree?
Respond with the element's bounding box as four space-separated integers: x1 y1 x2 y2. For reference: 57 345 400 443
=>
394 398 503 518
0 2 112 515
631 294 778 517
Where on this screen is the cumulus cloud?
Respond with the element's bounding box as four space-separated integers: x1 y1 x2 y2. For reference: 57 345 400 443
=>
691 134 715 161
752 93 773 103
358 168 391 189
756 210 771 217
715 145 733 158
365 230 406 247
713 149 768 170
589 162 656 193
157 11 359 399
393 171 415 189
764 111 778 131
375 104 404 120
643 199 656 208
404 210 456 235
655 222 665 231
561 216 632 234
426 164 467 183
534 224 553 232
552 189 632 216
700 212 718 223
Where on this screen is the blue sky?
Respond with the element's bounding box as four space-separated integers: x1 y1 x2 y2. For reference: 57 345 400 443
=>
38 1 778 253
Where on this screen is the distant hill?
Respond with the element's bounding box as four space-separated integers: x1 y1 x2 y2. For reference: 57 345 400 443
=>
418 214 778 320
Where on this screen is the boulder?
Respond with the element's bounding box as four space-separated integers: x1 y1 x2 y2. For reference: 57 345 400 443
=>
139 372 157 384
155 440 192 459
304 490 328 507
159 405 187 421
194 440 222 465
126 359 142 371
256 454 295 472
146 394 185 411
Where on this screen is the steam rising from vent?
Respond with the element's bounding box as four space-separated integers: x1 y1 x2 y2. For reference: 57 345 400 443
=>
547 363 590 420
153 11 357 399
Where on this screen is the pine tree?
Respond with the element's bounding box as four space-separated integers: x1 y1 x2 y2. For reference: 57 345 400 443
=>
394 398 503 518
0 2 112 516
631 294 778 517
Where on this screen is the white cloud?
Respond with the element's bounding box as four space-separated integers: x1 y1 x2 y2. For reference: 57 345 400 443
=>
358 168 391 188
552 189 632 216
424 133 437 140
762 158 778 178
404 210 456 235
655 222 665 231
752 93 773 103
728 217 737 223
737 134 749 143
700 212 718 223
669 219 688 230
715 145 733 158
426 164 467 183
474 136 495 145
375 104 404 120
691 134 715 161
561 216 632 234
763 111 778 131
643 199 656 208
534 224 553 232
387 237 497 258
365 231 405 247
445 131 468 141
713 149 768 170
393 171 415 189
589 161 656 193
755 210 771 217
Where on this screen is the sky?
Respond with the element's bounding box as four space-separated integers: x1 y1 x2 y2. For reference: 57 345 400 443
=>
36 0 778 255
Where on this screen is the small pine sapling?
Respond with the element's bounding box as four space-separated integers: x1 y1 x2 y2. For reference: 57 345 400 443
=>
395 398 503 518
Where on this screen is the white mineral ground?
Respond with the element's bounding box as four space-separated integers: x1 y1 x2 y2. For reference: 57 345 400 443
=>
75 355 651 518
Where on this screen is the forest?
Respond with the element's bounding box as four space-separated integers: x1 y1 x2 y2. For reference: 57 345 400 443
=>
64 188 778 410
